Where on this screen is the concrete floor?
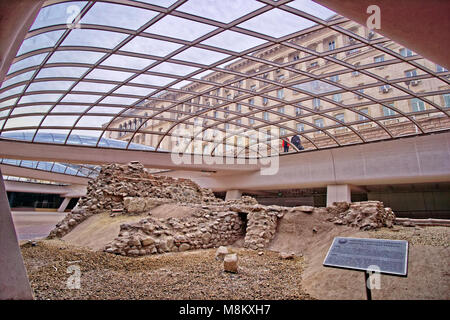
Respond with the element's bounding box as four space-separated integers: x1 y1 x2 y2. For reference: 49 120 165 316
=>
11 211 66 241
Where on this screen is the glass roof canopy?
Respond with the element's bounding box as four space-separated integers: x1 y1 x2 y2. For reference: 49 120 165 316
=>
0 0 449 159
0 158 100 178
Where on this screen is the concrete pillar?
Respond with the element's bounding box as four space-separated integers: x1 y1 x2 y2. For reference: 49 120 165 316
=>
0 169 34 299
225 189 242 201
327 184 351 207
57 197 71 213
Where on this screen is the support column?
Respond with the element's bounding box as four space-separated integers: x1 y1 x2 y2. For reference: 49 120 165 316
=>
225 189 242 201
327 184 351 207
0 168 33 299
57 197 71 213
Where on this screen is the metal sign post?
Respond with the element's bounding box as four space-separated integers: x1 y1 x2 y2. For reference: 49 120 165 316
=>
323 237 409 300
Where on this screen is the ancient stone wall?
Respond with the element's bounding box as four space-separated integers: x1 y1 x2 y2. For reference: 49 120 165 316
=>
48 162 396 257
48 162 219 238
326 201 395 230
104 209 244 256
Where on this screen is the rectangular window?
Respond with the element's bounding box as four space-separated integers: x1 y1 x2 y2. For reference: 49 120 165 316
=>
405 69 417 78
328 40 336 51
250 85 256 91
263 112 269 121
314 118 324 128
400 48 413 57
249 118 255 125
444 94 450 108
278 106 285 114
332 93 342 102
313 98 321 108
330 75 339 82
213 111 218 118
249 99 254 105
411 98 425 112
277 89 284 99
263 97 268 105
292 54 300 61
374 55 385 63
236 104 241 112
296 123 304 132
383 104 396 116
236 118 241 124
436 64 448 73
335 113 345 123
358 108 369 120
280 128 286 136
295 107 302 116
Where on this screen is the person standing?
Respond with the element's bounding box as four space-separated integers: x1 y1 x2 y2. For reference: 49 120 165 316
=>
291 135 304 150
282 139 289 153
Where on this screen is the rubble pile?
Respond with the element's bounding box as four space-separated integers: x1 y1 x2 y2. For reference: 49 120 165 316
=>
104 210 244 256
327 201 395 230
48 161 397 256
48 162 220 238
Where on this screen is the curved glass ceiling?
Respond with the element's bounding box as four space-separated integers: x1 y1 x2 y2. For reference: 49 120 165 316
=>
0 158 100 178
0 0 449 158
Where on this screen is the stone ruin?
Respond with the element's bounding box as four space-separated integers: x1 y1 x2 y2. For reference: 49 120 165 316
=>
48 161 397 257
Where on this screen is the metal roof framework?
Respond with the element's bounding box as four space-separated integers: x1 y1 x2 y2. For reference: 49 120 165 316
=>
0 0 449 159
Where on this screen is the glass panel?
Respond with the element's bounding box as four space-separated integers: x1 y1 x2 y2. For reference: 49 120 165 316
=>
72 81 116 93
101 96 139 105
173 47 229 65
34 129 70 143
61 94 102 103
61 29 128 49
31 1 88 30
12 105 52 115
88 106 124 114
8 53 47 75
36 66 89 79
52 105 88 113
1 71 35 89
0 85 25 100
76 116 113 127
85 69 133 81
113 85 154 96
101 54 154 70
17 30 64 56
47 50 105 64
4 116 44 129
80 2 158 30
121 36 183 56
19 93 62 104
286 0 336 20
27 81 75 92
238 8 316 38
145 15 216 41
177 0 264 24
201 30 266 52
150 62 199 76
131 74 175 86
41 115 79 127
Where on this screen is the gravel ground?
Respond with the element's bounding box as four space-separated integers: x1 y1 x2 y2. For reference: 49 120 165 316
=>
368 226 449 247
21 240 313 300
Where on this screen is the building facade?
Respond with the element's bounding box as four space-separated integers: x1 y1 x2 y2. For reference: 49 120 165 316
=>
106 18 450 156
